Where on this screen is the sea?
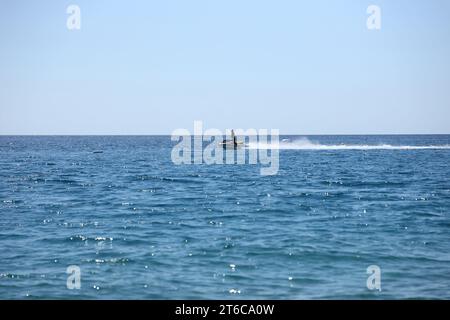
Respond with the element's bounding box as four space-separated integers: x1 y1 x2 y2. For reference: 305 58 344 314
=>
0 135 449 299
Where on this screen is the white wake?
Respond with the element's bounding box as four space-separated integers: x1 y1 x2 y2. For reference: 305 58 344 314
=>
246 138 450 150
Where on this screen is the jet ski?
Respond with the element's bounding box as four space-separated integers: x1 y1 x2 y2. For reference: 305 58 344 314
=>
219 139 244 149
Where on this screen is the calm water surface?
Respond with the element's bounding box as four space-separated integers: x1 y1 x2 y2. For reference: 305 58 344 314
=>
0 135 449 299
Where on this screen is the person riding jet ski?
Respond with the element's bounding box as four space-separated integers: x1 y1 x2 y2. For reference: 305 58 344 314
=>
222 129 238 147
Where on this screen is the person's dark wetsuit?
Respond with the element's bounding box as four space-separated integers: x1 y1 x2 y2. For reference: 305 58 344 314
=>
231 129 237 146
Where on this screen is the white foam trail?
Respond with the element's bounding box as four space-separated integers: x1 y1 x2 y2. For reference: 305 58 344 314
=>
246 138 450 150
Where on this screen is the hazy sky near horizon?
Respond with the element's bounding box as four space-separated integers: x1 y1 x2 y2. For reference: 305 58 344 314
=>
1 0 450 134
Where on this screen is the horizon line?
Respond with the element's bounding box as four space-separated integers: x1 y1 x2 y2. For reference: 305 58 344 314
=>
1 133 450 136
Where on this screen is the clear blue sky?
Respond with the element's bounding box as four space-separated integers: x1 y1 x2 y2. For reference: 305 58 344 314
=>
1 0 449 134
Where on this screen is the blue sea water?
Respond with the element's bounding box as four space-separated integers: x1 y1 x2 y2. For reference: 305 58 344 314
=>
0 135 449 299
